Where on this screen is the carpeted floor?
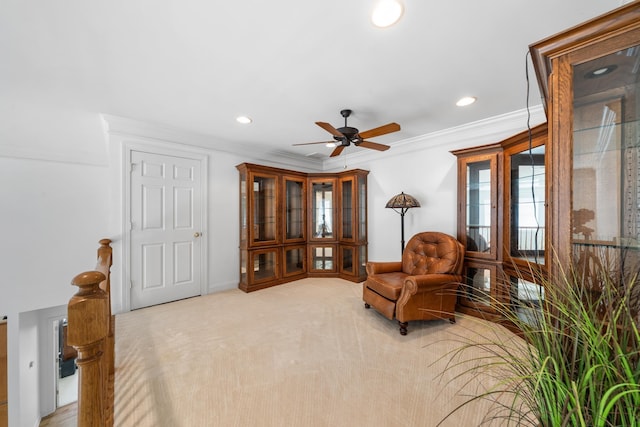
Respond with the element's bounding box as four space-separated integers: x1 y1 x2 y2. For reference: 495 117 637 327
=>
113 278 516 426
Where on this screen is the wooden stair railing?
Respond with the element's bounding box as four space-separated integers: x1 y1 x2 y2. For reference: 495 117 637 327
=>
67 239 114 427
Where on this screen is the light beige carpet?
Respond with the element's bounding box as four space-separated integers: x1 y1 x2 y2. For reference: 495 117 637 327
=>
114 278 516 426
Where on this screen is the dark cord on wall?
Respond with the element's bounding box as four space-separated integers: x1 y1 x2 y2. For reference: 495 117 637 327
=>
525 49 541 265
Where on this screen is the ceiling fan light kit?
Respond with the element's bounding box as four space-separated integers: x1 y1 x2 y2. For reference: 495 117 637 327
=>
293 108 401 157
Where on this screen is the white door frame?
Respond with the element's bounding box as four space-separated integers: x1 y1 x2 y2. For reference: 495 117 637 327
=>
121 141 208 312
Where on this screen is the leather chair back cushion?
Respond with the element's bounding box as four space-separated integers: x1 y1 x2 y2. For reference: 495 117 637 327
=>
402 232 463 276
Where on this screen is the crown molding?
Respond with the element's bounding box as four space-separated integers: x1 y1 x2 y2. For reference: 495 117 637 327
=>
103 106 546 173
102 114 324 171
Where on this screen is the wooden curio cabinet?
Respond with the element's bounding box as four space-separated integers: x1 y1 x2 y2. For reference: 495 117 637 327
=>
237 164 307 292
453 141 505 321
530 2 640 293
452 124 547 322
237 163 368 291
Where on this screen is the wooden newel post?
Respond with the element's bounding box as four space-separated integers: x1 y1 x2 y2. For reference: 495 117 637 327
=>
68 271 108 427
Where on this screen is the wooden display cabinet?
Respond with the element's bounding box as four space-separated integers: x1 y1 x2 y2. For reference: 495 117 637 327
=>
452 123 547 320
237 164 307 292
237 163 368 291
530 2 640 290
453 142 503 319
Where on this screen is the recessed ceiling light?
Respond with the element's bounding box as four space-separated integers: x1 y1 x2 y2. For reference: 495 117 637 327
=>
236 116 252 124
372 0 404 28
456 96 477 107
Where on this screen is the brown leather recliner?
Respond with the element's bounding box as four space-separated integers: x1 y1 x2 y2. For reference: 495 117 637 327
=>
363 232 465 335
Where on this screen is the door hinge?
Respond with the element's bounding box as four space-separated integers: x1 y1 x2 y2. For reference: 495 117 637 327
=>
130 162 138 173
130 280 133 289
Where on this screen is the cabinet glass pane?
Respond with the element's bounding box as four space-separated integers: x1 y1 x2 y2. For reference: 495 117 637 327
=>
359 246 367 278
510 145 545 264
253 176 276 242
312 182 333 238
253 251 276 281
572 45 640 287
342 180 353 239
510 276 544 327
284 247 304 275
342 247 353 273
240 250 247 284
313 246 333 270
240 172 247 246
358 179 366 240
466 160 491 253
464 266 492 307
286 179 304 240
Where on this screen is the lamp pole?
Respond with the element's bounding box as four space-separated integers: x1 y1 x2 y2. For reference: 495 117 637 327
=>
385 192 421 258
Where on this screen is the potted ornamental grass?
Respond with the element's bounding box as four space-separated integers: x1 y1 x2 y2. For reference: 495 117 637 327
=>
438 261 640 427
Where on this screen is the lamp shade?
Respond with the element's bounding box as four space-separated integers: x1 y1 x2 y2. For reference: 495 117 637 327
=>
385 192 420 211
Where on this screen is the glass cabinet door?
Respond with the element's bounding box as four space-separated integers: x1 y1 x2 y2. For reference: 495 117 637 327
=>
571 45 640 287
310 245 335 272
310 180 334 240
508 274 545 327
340 178 354 241
460 154 498 259
358 177 367 241
505 140 546 266
251 174 277 245
284 177 305 242
459 261 503 313
239 169 248 248
340 246 354 275
249 249 278 283
283 245 305 277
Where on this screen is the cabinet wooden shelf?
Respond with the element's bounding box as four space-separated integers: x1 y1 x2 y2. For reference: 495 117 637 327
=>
452 123 547 320
237 163 368 292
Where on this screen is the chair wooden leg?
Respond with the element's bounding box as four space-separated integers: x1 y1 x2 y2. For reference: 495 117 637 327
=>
398 321 408 335
364 303 370 309
449 317 456 324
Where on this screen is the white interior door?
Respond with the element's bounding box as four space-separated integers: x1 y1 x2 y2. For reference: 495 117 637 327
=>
130 150 203 309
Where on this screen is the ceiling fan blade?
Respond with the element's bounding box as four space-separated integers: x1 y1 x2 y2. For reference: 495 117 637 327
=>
358 140 390 151
316 121 345 138
330 145 346 157
358 122 400 139
292 141 333 146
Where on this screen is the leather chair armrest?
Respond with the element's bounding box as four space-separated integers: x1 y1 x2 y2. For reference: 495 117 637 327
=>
404 274 462 294
366 261 402 275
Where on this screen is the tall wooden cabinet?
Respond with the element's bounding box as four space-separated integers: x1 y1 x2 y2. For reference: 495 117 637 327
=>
452 124 547 322
530 2 640 293
237 163 368 292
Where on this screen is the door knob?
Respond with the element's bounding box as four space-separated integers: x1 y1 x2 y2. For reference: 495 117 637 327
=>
194 232 201 238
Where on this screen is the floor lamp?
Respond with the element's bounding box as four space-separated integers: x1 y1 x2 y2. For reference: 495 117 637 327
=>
385 192 421 256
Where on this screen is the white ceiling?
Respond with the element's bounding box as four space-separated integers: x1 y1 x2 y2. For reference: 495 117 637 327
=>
1 0 626 160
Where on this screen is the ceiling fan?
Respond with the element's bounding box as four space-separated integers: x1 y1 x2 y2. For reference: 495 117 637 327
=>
293 109 400 157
